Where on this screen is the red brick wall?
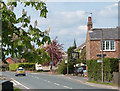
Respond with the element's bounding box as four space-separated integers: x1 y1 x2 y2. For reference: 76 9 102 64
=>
6 58 15 64
119 40 120 58
87 40 120 60
119 61 120 72
86 31 91 60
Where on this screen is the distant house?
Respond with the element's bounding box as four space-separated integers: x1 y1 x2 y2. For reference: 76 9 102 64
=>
5 57 24 64
74 42 86 54
86 17 120 60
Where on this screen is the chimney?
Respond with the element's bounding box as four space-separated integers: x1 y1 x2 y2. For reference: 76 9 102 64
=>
87 17 93 31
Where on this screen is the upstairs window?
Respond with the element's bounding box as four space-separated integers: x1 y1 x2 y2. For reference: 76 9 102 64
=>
101 40 115 51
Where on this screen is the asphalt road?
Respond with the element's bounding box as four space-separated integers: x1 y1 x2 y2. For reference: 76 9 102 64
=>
2 72 119 91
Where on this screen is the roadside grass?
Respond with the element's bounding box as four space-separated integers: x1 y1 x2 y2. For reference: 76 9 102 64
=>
88 80 115 86
14 87 21 91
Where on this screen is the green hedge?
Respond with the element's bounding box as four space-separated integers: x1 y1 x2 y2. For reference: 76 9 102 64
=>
9 63 36 71
86 58 119 82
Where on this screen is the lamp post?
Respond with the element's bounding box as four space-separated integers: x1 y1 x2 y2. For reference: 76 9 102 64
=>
101 29 104 83
65 60 69 75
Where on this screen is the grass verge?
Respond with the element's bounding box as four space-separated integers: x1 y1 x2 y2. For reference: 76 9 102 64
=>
88 80 115 86
14 87 21 91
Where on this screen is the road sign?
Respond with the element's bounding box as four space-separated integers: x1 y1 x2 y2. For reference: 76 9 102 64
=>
97 54 106 58
97 60 102 63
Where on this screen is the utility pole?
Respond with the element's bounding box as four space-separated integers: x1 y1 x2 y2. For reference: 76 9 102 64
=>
67 60 69 75
101 29 104 83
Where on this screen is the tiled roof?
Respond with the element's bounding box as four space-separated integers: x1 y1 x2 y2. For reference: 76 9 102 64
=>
89 28 120 40
74 42 86 51
5 57 18 62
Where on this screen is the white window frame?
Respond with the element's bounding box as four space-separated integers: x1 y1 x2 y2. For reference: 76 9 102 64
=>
100 40 115 51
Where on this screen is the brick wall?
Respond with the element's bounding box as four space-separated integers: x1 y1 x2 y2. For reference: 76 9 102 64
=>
86 31 91 60
119 40 120 58
119 61 120 72
87 40 120 59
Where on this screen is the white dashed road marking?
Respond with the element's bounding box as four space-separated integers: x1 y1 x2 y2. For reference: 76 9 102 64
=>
54 83 60 86
63 86 72 89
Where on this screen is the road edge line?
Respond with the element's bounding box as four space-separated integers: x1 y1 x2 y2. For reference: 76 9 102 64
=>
11 78 30 89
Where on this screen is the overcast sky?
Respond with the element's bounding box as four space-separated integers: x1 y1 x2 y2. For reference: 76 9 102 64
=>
13 2 118 51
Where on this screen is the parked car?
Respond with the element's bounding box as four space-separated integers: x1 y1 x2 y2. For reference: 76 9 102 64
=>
74 66 87 76
15 67 26 76
76 67 84 75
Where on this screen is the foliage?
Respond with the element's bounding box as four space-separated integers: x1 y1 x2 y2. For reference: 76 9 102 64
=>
14 87 21 91
9 63 36 71
9 64 19 71
67 46 76 60
65 45 76 74
86 58 119 82
44 39 65 66
57 59 75 74
77 48 86 64
57 60 67 74
1 1 50 64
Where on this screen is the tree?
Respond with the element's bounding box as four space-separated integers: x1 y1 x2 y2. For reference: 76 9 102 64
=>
45 39 65 67
78 48 86 64
67 44 77 74
1 1 51 63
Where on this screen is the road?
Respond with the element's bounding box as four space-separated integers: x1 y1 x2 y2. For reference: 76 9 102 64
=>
2 72 118 90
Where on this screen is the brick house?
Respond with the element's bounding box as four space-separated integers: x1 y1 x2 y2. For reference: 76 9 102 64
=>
5 57 24 64
86 17 120 60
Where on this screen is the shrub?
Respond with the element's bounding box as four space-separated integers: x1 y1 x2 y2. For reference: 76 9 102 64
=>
57 60 67 74
57 60 75 74
86 58 119 82
9 63 35 71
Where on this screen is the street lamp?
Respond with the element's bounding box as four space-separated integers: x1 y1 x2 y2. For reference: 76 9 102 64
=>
65 60 69 75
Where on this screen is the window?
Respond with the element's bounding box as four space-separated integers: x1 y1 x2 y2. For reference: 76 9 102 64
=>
101 40 115 51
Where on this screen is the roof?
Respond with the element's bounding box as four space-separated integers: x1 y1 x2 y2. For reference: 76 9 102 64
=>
89 28 120 40
74 42 86 51
5 57 18 62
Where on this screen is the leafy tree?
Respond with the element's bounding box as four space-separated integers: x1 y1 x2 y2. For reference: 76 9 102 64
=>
78 48 86 64
1 1 51 63
67 44 77 74
45 39 65 67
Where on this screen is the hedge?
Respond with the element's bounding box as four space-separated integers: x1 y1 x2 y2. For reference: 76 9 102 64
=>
86 58 119 82
9 63 36 71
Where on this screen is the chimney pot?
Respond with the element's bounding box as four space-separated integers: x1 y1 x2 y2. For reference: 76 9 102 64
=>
88 17 91 21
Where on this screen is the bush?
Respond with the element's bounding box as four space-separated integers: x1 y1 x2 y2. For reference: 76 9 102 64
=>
57 60 75 74
9 63 36 71
57 60 67 74
86 58 119 82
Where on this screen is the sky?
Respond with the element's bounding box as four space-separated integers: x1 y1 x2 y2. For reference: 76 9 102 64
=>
12 1 118 51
